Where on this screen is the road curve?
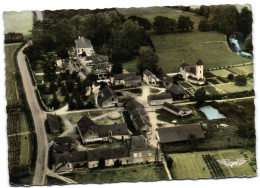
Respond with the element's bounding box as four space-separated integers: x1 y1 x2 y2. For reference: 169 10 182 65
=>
17 44 48 185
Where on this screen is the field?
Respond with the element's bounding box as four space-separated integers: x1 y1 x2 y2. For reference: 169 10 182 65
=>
236 65 254 74
168 149 256 179
64 163 168 183
210 69 232 77
204 86 219 95
216 84 245 93
3 11 34 37
227 67 245 75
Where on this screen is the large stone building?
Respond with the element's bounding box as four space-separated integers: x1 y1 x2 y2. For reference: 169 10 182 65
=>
75 36 94 57
147 92 173 106
143 69 160 86
180 59 205 85
110 73 141 88
98 86 118 108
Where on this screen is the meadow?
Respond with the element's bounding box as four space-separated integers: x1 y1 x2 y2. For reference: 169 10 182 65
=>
168 149 256 179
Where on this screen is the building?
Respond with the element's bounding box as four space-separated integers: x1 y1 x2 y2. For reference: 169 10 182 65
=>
75 36 94 57
180 59 205 85
163 102 193 117
166 83 186 100
157 123 205 144
92 63 111 80
125 99 151 134
147 92 173 106
157 68 173 86
110 73 141 88
77 116 130 144
143 69 159 86
46 114 62 134
98 86 118 108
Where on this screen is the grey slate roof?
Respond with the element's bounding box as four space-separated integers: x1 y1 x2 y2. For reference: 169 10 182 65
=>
167 83 185 95
53 150 88 165
87 146 129 162
77 116 98 136
46 114 62 134
98 86 117 105
114 73 141 81
130 135 150 151
97 124 129 137
75 37 92 48
163 102 181 113
157 124 205 144
54 137 73 144
196 59 204 65
53 144 70 153
148 92 172 101
143 69 157 78
157 69 173 85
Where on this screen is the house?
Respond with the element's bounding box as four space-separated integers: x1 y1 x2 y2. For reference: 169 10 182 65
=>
180 59 205 85
157 123 205 144
157 68 173 86
147 92 173 106
110 73 141 88
98 86 118 108
77 116 130 144
163 102 193 117
75 36 94 57
92 63 111 80
125 99 151 134
143 69 159 86
166 83 186 100
46 114 62 134
129 135 158 164
52 136 74 153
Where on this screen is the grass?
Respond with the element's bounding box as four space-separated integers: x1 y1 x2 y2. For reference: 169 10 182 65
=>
206 78 220 84
168 149 256 179
64 163 168 184
179 81 192 88
122 58 138 73
204 86 219 95
149 88 161 94
150 32 249 73
124 88 143 95
210 69 233 77
94 116 124 125
236 65 254 74
216 84 244 93
227 67 245 75
3 11 33 38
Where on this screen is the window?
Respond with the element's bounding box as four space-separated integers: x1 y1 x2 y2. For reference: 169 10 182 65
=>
134 153 137 158
138 152 142 157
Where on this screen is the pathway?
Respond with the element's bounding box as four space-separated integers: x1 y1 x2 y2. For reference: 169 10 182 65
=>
46 169 77 184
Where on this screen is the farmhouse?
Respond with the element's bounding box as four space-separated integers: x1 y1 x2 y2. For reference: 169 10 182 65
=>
157 123 205 144
75 36 94 57
92 63 111 80
143 69 160 86
77 116 130 144
125 99 151 134
147 92 173 106
166 83 186 100
163 102 193 117
46 114 62 134
157 68 173 86
180 59 205 85
110 73 141 88
98 86 118 108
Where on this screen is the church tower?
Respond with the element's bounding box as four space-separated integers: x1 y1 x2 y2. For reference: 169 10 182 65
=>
196 59 204 80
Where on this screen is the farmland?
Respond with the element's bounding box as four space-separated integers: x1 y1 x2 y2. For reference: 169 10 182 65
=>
210 69 233 77
64 163 168 183
3 11 34 38
168 149 256 179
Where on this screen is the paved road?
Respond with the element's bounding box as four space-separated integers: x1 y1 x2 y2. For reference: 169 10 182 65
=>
17 44 48 185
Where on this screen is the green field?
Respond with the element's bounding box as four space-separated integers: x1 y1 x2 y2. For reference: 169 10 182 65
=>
227 67 245 75
216 84 244 93
210 69 233 77
168 149 256 179
94 115 124 125
3 11 33 37
64 163 168 183
204 86 219 95
236 65 254 74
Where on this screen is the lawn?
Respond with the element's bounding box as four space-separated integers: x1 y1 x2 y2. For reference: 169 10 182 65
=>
227 67 245 75
216 83 244 93
236 64 254 74
168 149 256 179
204 86 219 95
64 163 168 183
86 141 124 150
3 11 34 38
94 115 124 125
122 58 138 73
150 32 249 73
210 69 233 77
206 78 220 84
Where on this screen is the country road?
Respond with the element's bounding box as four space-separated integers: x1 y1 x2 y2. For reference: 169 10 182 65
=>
16 11 48 185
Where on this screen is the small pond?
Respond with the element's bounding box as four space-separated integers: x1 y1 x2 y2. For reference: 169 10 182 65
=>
199 106 226 120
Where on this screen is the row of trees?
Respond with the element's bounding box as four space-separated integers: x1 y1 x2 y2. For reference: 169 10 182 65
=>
195 5 252 34
152 15 194 34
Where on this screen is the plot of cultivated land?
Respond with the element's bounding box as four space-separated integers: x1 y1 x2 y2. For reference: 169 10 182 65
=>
237 83 254 91
117 6 203 27
204 86 219 95
122 59 138 73
210 69 233 77
3 11 33 37
216 84 244 93
64 163 168 183
227 67 245 75
168 149 256 179
94 116 124 125
236 65 254 74
206 78 220 84
150 32 249 73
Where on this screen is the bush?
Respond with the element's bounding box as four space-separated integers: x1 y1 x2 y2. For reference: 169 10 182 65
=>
235 75 247 86
227 73 234 81
4 32 24 44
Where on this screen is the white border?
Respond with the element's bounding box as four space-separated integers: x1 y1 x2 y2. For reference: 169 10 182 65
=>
1 0 259 188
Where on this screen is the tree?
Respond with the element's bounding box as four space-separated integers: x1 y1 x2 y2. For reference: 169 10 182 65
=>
178 15 194 32
49 81 58 94
227 73 234 81
165 155 173 169
152 16 178 34
111 62 123 74
98 158 105 168
128 16 152 30
235 75 247 86
69 15 84 33
198 20 210 32
137 46 158 74
50 93 60 109
114 160 122 167
194 88 206 106
84 73 97 92
243 34 253 54
43 52 58 82
68 98 76 110
238 7 252 34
